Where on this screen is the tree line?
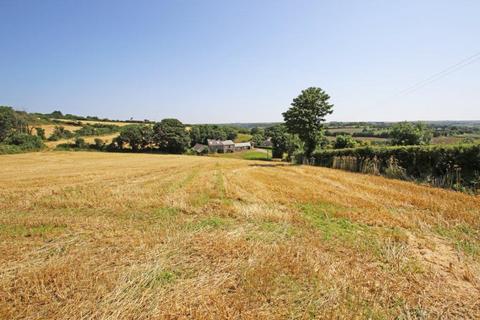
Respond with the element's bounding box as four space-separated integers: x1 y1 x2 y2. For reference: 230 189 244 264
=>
89 121 247 153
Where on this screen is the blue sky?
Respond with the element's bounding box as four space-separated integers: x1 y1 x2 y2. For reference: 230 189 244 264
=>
1 0 479 123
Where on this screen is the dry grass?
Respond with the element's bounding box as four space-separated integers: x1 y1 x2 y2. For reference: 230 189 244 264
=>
44 133 120 148
1 152 479 319
53 119 133 126
38 124 82 136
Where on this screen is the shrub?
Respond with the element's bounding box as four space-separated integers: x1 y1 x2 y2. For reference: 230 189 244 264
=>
74 137 87 148
35 127 46 140
93 138 105 149
334 135 357 149
390 122 432 146
4 133 44 149
0 133 44 154
48 126 75 141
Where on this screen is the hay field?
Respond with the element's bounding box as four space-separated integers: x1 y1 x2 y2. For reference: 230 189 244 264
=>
44 133 120 148
53 119 133 126
0 152 479 319
38 124 82 136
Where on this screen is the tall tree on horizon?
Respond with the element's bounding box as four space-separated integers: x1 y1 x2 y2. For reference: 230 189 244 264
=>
282 87 334 158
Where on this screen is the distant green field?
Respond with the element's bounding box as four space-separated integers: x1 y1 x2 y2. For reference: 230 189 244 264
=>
210 149 270 161
234 133 253 143
327 127 364 133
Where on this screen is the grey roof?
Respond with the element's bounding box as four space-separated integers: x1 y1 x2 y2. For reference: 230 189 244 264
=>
207 139 234 146
207 139 223 146
222 140 235 145
193 143 208 152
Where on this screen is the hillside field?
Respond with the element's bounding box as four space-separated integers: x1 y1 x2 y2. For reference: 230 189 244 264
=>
44 133 120 148
0 152 479 319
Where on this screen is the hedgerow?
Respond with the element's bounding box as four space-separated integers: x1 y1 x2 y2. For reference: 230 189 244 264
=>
299 144 480 191
0 133 44 154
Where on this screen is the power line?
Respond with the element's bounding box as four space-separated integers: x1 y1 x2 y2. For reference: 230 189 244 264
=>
383 50 480 102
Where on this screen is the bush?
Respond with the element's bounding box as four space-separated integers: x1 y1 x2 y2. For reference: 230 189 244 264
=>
93 138 105 149
4 133 44 148
390 122 432 146
334 135 357 149
35 127 46 140
304 143 480 191
0 133 44 154
48 126 75 141
74 137 86 148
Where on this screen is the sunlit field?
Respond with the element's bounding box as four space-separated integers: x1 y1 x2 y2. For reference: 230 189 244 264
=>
53 119 133 126
44 133 120 148
1 152 479 319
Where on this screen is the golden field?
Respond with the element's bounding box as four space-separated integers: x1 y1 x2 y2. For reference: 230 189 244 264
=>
52 119 133 126
44 133 120 148
0 151 479 319
35 122 121 148
38 124 81 137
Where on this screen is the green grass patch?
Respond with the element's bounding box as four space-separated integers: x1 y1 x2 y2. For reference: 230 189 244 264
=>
241 150 270 160
245 221 297 243
300 203 412 267
145 269 178 288
187 216 232 231
190 192 211 207
211 150 270 161
151 207 179 222
0 223 66 237
300 203 368 242
434 224 480 259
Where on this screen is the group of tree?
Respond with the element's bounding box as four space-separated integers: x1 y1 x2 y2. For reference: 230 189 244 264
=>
36 110 152 124
110 119 190 153
0 106 44 152
389 122 432 146
245 87 333 159
48 126 76 141
189 125 237 146
264 125 301 159
327 122 433 150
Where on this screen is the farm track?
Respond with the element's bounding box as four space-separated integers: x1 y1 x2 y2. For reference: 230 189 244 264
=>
0 152 479 319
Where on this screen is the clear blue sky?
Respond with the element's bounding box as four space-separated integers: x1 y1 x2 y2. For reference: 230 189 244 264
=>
1 0 479 123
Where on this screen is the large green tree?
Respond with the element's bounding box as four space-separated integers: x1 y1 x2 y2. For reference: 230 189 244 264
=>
390 122 432 146
334 134 357 149
116 125 152 151
282 87 334 157
0 106 17 142
153 119 190 153
265 124 300 159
